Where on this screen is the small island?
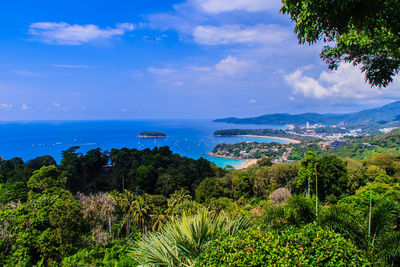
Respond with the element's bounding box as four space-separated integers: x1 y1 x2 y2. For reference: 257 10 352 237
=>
137 131 167 138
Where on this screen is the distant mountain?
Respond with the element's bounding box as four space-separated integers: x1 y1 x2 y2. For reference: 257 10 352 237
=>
214 100 400 126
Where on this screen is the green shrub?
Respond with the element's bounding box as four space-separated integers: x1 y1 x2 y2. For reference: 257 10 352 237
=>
61 244 134 267
131 209 252 266
198 224 372 266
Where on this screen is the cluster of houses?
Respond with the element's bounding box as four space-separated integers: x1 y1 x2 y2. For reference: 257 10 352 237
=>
213 122 396 163
288 122 364 140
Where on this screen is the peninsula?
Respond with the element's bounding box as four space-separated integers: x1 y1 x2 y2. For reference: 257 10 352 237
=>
212 129 316 143
137 131 167 138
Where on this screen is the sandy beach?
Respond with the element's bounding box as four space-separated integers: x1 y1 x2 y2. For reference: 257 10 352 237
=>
204 153 259 169
212 134 301 144
237 135 301 144
237 159 258 169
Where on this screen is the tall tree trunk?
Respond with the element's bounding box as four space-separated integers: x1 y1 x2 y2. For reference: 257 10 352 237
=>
368 192 372 238
315 167 318 218
126 216 130 235
108 216 112 235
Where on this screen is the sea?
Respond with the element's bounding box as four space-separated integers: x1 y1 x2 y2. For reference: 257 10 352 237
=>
0 120 288 168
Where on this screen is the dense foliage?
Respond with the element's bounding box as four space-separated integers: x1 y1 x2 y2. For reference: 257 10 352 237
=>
212 141 289 159
198 225 370 266
281 0 400 87
213 128 317 142
138 131 167 137
212 128 400 162
2 144 400 265
329 128 400 159
62 146 214 196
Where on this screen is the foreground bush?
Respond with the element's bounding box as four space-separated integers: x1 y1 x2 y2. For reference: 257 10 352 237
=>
61 244 132 267
198 224 371 266
131 209 251 266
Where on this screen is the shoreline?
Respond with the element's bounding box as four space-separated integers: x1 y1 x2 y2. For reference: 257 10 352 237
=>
204 152 242 160
212 134 301 144
237 159 258 169
204 152 259 169
137 135 168 138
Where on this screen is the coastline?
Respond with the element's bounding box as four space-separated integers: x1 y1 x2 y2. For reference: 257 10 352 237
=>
204 152 242 160
237 159 258 169
204 152 259 169
212 134 301 144
137 135 168 138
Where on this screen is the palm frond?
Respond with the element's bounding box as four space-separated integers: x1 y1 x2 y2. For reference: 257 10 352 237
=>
319 205 367 249
130 209 252 266
285 195 316 226
375 231 400 266
261 205 285 230
370 200 399 245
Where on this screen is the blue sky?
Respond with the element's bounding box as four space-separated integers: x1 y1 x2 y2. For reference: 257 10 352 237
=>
1 0 400 120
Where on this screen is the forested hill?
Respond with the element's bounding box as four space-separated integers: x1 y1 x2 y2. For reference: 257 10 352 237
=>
214 100 400 126
328 128 400 159
213 129 318 142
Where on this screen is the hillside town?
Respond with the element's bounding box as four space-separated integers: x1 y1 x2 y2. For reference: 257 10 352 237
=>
210 123 399 162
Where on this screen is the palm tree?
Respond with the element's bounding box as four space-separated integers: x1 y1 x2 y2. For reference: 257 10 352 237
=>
99 193 116 235
263 194 400 264
151 212 166 232
131 195 151 234
167 188 191 211
112 190 135 235
262 194 316 230
319 200 400 265
131 209 252 266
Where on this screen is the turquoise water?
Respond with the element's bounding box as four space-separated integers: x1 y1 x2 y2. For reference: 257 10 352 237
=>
0 120 288 168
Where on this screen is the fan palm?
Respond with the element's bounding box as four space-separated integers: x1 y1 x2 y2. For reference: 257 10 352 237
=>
262 194 400 264
319 200 400 265
130 209 251 266
262 194 316 229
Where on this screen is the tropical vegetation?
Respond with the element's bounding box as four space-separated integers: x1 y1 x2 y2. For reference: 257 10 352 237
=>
2 143 400 265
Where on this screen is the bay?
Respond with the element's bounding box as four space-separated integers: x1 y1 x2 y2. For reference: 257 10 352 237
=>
0 120 288 168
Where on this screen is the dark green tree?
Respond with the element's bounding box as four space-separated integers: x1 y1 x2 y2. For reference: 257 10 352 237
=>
317 155 348 203
27 165 66 192
1 187 86 265
298 151 319 196
281 0 400 87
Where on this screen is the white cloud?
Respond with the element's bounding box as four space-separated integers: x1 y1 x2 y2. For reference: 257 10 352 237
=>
147 67 177 76
185 66 212 72
215 55 254 75
285 63 400 99
197 0 282 13
172 81 184 87
52 102 61 107
0 103 13 110
21 104 29 110
249 99 256 104
11 70 40 76
53 64 90 69
28 22 135 45
132 70 144 78
193 24 291 45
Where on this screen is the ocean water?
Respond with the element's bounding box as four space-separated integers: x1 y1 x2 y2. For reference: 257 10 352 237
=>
0 120 288 168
